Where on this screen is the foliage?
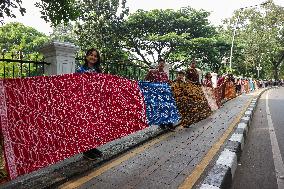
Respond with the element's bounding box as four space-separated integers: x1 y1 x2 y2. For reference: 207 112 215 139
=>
74 0 130 62
122 7 218 67
50 22 78 44
222 0 284 79
0 0 26 24
0 22 48 53
34 0 80 26
0 22 49 78
172 36 231 73
0 0 80 26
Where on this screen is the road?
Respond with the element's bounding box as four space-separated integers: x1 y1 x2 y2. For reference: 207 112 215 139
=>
232 87 284 189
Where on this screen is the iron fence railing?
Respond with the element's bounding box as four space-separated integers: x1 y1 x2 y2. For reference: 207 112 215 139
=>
0 52 50 78
0 54 176 81
75 58 151 81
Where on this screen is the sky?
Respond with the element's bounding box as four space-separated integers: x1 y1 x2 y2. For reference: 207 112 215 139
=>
3 0 284 35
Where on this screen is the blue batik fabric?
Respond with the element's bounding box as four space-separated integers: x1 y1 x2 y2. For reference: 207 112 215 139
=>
138 81 181 125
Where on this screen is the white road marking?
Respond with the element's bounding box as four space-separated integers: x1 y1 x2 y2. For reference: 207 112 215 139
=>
266 91 284 188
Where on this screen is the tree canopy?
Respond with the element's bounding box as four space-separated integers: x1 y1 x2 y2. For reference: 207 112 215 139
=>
222 0 284 79
0 22 48 54
2 0 284 79
0 0 80 26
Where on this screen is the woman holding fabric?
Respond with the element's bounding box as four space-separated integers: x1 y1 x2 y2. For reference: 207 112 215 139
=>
144 58 175 131
144 58 169 83
185 59 199 84
177 59 211 128
224 74 236 100
76 48 103 160
202 72 219 111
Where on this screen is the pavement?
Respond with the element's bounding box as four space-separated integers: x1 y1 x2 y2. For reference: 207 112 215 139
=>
231 87 284 189
0 88 269 189
197 88 270 189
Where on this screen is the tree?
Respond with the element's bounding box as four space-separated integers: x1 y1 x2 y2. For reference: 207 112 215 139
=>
74 0 130 62
35 0 80 26
0 22 49 77
122 7 217 67
171 36 231 73
0 22 48 53
50 22 78 44
0 0 80 26
222 0 284 79
0 0 26 24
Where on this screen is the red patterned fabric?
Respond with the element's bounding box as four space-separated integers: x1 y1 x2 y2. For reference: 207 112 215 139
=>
0 73 148 179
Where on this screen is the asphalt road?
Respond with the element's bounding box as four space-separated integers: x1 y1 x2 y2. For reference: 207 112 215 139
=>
232 87 284 189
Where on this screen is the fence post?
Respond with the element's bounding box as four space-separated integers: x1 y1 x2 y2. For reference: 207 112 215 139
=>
39 41 79 75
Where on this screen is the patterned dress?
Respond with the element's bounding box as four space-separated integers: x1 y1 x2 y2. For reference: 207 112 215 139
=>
225 79 236 100
171 80 211 127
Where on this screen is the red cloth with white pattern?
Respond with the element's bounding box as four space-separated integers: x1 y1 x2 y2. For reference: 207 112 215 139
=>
0 73 148 179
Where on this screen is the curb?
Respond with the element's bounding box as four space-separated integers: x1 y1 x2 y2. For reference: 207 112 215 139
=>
197 87 272 189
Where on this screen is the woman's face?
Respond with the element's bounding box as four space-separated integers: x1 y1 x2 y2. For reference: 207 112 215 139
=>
86 50 99 65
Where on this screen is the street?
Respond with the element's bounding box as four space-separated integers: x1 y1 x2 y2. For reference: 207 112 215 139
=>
232 87 284 189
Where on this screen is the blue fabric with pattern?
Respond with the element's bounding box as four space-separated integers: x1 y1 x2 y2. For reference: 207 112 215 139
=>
138 81 181 125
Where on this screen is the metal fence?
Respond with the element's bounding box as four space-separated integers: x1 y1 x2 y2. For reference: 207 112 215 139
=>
0 53 176 81
0 52 50 78
75 58 151 81
75 58 177 81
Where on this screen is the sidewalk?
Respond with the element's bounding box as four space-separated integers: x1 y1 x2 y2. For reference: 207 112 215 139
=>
0 90 264 189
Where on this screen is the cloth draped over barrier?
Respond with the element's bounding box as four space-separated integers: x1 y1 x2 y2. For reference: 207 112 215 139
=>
0 72 245 181
170 81 212 127
138 81 181 125
225 81 236 100
0 73 148 179
202 86 219 111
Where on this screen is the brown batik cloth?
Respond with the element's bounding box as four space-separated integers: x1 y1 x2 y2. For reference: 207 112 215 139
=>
225 81 236 100
171 81 212 127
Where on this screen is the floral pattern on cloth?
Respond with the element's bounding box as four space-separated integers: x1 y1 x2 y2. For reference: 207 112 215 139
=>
214 85 224 108
202 86 219 111
144 69 169 83
225 80 236 100
170 81 211 127
0 73 148 179
138 81 181 125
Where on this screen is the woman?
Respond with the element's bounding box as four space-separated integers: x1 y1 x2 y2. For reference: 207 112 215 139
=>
178 60 211 128
77 48 102 74
144 58 175 131
224 74 236 100
77 48 103 160
202 72 219 111
144 58 169 83
185 59 199 84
